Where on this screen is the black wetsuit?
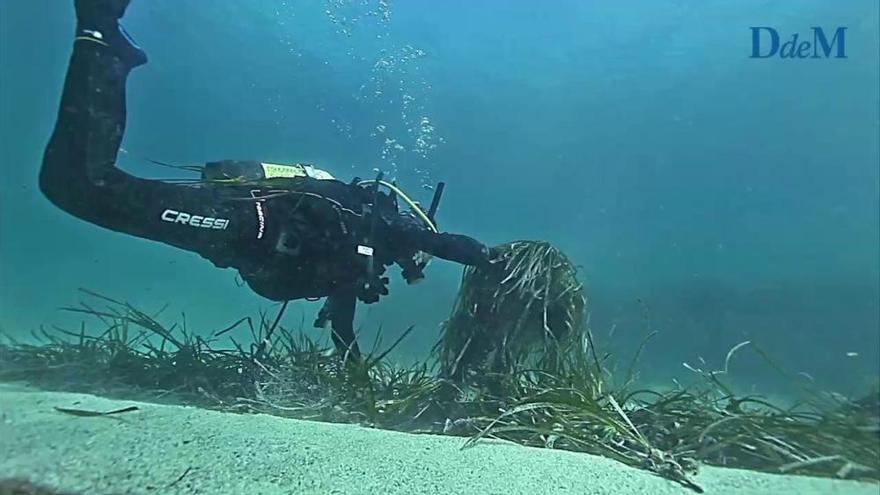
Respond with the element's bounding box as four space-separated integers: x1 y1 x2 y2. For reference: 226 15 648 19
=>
40 5 489 354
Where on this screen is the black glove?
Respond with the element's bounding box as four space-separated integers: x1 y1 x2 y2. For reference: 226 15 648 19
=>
357 275 390 304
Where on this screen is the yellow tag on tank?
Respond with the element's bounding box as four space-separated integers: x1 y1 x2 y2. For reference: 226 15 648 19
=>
261 162 308 179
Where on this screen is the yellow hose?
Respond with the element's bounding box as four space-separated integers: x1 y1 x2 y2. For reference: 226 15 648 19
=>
357 180 438 233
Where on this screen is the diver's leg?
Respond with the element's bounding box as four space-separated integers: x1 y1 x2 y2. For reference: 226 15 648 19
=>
73 0 147 69
40 0 146 215
325 286 362 358
41 1 261 264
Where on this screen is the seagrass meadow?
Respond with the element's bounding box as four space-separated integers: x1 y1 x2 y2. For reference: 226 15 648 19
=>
1 242 877 494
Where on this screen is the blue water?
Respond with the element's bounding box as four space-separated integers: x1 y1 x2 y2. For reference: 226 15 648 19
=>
1 1 878 396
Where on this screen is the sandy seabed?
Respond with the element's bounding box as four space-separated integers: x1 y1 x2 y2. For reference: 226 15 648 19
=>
0 384 875 495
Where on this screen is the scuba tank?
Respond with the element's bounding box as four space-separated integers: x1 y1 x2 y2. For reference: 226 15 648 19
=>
203 160 447 288
201 160 335 182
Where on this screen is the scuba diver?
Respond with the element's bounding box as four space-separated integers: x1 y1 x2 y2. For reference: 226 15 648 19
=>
40 0 492 357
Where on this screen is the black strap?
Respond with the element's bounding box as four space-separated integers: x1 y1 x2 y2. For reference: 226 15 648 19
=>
362 171 384 282
427 181 446 222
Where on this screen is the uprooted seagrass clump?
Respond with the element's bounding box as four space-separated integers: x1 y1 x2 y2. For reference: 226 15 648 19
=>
435 240 586 380
0 285 877 492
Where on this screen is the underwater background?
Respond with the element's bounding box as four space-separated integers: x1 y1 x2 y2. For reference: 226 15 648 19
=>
1 0 877 398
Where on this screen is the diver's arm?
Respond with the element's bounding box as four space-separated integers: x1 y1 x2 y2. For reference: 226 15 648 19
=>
409 230 491 267
380 204 491 268
40 1 261 266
